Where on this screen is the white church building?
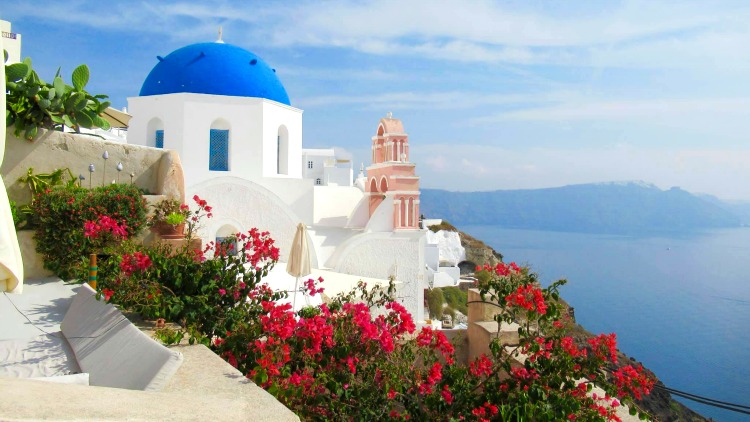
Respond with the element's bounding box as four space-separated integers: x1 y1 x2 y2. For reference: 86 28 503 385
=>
126 38 449 320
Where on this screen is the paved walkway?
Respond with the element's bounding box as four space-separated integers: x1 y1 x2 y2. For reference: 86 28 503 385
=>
0 278 79 340
0 278 300 421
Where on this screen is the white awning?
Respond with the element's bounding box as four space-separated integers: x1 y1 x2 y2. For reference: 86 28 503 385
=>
101 107 131 129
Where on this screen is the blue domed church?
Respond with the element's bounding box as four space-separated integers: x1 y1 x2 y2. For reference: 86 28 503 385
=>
127 37 428 321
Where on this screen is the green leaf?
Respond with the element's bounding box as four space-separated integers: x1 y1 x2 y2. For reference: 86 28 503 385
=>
93 115 111 130
53 76 65 98
98 101 111 113
24 125 38 141
62 114 75 129
71 64 89 91
38 98 51 110
5 63 29 82
22 57 32 77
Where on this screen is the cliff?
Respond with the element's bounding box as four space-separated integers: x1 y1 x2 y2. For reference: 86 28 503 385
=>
427 221 503 273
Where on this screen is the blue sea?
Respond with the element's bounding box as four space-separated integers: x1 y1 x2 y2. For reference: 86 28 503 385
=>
461 226 750 422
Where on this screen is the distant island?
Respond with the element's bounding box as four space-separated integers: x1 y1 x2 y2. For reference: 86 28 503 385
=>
421 181 747 235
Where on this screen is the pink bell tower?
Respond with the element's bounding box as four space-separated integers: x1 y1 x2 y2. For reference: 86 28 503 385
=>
366 112 420 230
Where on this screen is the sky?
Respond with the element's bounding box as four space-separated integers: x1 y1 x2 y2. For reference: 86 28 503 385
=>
3 1 750 200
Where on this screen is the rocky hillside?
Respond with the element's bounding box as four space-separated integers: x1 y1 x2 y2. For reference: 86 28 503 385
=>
428 221 503 273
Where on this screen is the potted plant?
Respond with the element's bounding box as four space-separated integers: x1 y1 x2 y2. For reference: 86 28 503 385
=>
149 198 189 239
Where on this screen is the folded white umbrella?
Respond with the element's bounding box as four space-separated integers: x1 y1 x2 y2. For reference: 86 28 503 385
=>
286 223 311 310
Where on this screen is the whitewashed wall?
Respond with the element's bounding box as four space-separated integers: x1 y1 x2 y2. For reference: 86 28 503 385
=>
128 94 303 188
332 231 426 320
190 176 318 267
312 186 364 227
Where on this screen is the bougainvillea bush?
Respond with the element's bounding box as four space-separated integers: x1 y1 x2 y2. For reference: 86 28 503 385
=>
100 225 284 343
206 262 654 421
30 183 147 280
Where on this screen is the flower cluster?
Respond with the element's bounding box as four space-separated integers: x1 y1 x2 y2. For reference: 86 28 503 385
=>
612 364 655 400
119 251 152 277
476 261 522 276
303 277 324 296
83 214 128 239
505 284 548 315
185 195 213 239
588 333 619 364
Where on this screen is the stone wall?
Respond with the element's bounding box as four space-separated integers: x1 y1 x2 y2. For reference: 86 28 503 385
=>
2 128 184 205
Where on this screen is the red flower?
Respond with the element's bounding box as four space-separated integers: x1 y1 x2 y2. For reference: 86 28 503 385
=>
505 284 547 315
101 288 114 301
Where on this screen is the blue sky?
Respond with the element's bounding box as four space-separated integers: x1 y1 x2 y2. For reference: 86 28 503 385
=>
4 1 750 199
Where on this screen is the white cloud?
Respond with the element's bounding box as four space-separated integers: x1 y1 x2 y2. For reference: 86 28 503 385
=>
296 90 572 110
9 0 750 69
474 97 750 123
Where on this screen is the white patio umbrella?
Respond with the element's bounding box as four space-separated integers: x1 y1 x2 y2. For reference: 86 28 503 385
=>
286 223 311 310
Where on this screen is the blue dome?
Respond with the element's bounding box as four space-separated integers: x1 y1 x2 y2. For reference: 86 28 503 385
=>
139 42 290 105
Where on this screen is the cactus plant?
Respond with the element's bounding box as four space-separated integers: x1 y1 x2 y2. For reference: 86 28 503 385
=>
5 54 111 141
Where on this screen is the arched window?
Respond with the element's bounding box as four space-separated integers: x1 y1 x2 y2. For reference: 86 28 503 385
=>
146 118 164 148
209 119 230 171
277 125 289 175
215 224 239 256
379 176 389 193
155 130 164 149
315 178 321 185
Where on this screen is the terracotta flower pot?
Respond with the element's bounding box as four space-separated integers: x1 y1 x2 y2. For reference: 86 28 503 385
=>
151 222 186 239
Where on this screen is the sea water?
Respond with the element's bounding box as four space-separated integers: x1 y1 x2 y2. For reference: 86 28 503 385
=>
461 226 750 422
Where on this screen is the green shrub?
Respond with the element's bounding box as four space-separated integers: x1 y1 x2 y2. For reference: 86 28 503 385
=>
443 305 456 319
103 227 284 343
442 286 468 315
425 288 444 319
31 183 147 280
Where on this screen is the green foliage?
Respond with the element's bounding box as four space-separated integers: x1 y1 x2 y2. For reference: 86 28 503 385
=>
427 220 458 232
441 286 468 315
9 199 21 229
15 167 78 228
18 167 77 196
31 183 147 280
425 287 444 319
443 305 456 319
164 212 186 225
103 229 284 343
153 326 185 346
148 198 186 227
5 57 111 141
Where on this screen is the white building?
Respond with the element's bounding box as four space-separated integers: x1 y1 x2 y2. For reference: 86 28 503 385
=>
1 20 22 64
301 148 353 187
126 38 427 320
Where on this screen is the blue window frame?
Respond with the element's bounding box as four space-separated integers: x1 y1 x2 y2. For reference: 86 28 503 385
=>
209 129 229 171
155 130 164 148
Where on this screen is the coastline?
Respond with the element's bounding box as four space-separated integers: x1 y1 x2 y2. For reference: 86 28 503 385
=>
442 222 711 422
